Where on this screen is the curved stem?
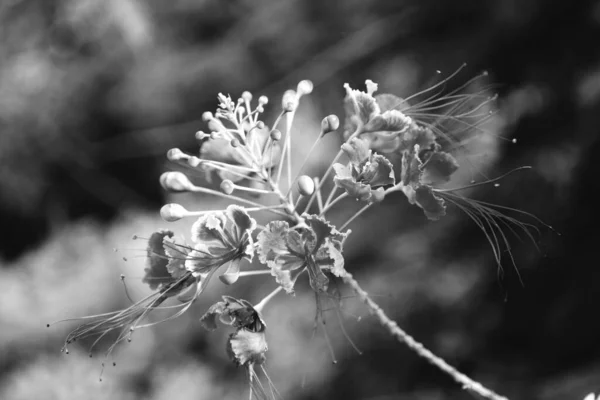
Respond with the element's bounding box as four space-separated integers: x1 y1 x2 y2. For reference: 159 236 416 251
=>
338 270 509 400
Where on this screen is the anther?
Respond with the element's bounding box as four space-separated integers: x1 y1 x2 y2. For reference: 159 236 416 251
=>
297 80 314 96
132 235 138 240
512 138 517 144
46 323 50 328
494 183 500 187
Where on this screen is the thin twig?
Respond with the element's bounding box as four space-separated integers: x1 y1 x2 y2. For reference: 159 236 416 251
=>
338 270 509 400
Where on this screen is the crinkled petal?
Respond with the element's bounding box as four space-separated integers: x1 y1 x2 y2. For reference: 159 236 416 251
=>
366 109 412 133
397 125 436 153
226 205 256 243
227 330 268 366
191 213 228 245
317 241 345 277
334 176 372 202
375 93 409 113
414 186 446 221
343 85 381 138
341 138 371 166
257 221 291 263
332 163 353 180
362 154 395 187
199 300 228 331
268 261 300 294
421 151 460 185
143 230 175 290
401 147 423 187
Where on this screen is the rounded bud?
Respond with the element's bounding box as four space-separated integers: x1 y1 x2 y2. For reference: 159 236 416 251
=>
282 90 298 112
256 121 265 130
160 171 195 192
187 156 201 167
297 175 315 196
167 148 185 161
241 91 253 102
160 203 188 222
256 106 264 113
202 112 213 122
258 95 268 105
230 138 240 148
195 131 209 141
220 180 235 195
321 114 340 134
284 204 295 215
297 80 313 96
270 129 282 141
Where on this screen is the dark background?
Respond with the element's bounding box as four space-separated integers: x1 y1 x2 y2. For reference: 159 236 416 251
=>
1 1 599 399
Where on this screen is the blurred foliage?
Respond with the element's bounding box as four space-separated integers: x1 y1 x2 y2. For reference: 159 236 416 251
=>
1 0 600 399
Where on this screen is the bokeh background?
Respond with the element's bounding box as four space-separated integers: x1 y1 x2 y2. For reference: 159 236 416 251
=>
1 1 600 399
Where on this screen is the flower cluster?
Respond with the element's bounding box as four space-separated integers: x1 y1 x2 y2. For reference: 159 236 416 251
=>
51 75 542 400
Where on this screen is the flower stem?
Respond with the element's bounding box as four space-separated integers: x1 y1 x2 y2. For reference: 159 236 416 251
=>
338 270 509 400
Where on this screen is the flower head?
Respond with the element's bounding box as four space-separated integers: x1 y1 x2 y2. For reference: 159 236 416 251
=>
342 80 435 153
333 137 395 202
256 215 347 294
199 92 281 184
185 205 257 290
400 144 459 220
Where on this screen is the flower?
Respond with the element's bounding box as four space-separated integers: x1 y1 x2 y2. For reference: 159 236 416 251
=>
256 215 347 294
185 205 257 289
57 206 256 357
399 144 459 220
333 137 395 202
342 80 436 153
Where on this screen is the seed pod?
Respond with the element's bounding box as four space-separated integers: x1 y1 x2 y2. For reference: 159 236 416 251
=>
160 203 187 222
321 114 340 134
297 175 315 196
220 180 235 195
160 172 195 192
270 129 282 141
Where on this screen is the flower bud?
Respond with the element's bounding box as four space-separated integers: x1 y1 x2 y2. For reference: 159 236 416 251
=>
241 91 253 102
167 148 186 162
282 90 298 112
160 171 195 192
195 131 209 141
256 121 265 130
230 138 240 148
202 112 213 122
297 175 315 196
258 95 268 105
220 180 235 195
321 114 340 134
297 80 313 96
270 129 282 141
187 156 201 167
160 203 188 222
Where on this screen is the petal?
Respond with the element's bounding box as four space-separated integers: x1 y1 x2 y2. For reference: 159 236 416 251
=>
317 241 346 277
219 259 242 285
227 330 268 366
199 300 228 331
191 213 228 246
414 186 447 221
256 221 291 263
397 124 436 153
341 138 371 165
342 84 381 138
163 235 191 279
334 176 372 202
268 261 300 294
365 109 412 133
226 205 256 242
362 153 395 188
375 93 409 112
143 230 175 290
332 163 353 180
400 147 423 187
420 151 460 185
